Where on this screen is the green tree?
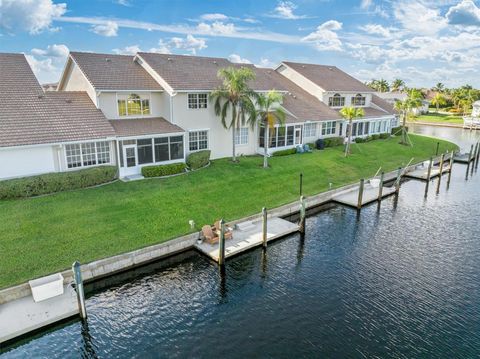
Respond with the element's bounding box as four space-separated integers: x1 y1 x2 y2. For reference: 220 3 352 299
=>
255 90 286 168
431 93 447 112
340 106 365 157
377 79 390 92
394 91 422 145
432 82 445 92
210 67 257 162
391 79 405 92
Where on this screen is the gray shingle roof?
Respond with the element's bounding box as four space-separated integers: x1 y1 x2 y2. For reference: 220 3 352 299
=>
110 117 184 137
371 94 397 115
282 62 374 93
70 52 163 91
0 53 115 148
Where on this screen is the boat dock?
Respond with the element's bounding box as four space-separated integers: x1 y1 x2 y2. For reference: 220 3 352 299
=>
404 164 450 181
453 153 474 164
194 217 299 262
0 284 78 344
332 182 397 209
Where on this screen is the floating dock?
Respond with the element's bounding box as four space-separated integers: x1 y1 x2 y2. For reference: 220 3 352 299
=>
453 153 473 164
332 182 397 208
194 217 299 262
0 284 78 344
404 164 450 181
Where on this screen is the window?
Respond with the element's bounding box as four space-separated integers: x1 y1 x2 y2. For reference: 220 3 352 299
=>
304 123 317 137
137 139 153 165
260 125 299 148
153 135 184 162
328 93 345 107
189 130 208 151
65 141 111 169
188 93 208 109
351 94 366 106
376 121 381 133
286 126 294 146
321 121 336 136
117 93 150 116
235 127 249 145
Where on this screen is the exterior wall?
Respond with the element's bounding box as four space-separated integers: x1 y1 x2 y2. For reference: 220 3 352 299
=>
0 145 58 180
171 93 257 159
277 65 325 100
62 62 97 105
98 91 168 120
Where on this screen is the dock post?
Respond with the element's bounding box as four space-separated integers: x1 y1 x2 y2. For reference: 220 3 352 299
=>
466 144 474 178
262 207 267 248
72 261 87 320
472 143 478 175
427 157 433 181
476 142 480 170
435 142 440 156
447 154 454 188
218 219 226 266
357 179 365 210
436 153 445 193
299 173 303 196
395 167 402 193
378 172 384 201
299 196 306 234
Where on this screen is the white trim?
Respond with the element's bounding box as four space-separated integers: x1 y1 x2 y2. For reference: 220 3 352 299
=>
116 131 185 141
116 92 152 118
187 129 210 152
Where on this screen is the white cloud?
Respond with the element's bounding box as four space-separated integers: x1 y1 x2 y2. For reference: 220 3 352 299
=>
116 0 131 6
228 54 252 64
358 24 392 37
394 1 446 35
302 20 343 51
25 43 69 83
0 0 66 34
270 1 309 20
149 39 172 54
197 21 236 35
199 13 229 21
112 44 142 55
31 44 69 58
256 58 277 68
446 0 480 26
170 34 207 54
90 21 118 36
360 0 372 9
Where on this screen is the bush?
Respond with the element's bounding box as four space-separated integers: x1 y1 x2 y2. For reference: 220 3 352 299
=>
391 126 405 135
371 134 380 140
272 148 297 157
355 137 366 143
379 133 390 139
186 150 211 170
323 137 344 147
0 166 117 199
142 163 186 177
306 143 315 150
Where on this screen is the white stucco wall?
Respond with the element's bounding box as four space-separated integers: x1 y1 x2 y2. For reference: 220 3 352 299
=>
98 92 168 120
0 145 58 180
62 61 97 105
171 93 257 159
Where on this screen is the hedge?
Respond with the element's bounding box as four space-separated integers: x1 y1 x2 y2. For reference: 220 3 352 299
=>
0 166 117 199
272 148 297 157
141 163 187 177
379 133 390 139
186 150 211 170
324 137 344 147
391 126 406 135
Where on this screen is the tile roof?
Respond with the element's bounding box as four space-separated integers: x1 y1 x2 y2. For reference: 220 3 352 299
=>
371 95 397 115
69 52 163 91
110 117 184 137
0 53 115 148
281 62 374 93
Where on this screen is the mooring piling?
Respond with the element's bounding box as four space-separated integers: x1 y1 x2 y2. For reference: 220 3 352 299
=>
466 144 474 178
299 196 306 234
299 173 303 196
378 172 385 201
218 219 226 266
471 143 478 175
72 261 87 320
436 153 445 193
357 179 365 210
262 207 267 248
427 157 433 181
475 141 480 170
435 142 440 156
395 167 402 193
447 153 454 188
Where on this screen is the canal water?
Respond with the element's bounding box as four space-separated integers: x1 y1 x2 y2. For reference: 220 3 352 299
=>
2 126 480 358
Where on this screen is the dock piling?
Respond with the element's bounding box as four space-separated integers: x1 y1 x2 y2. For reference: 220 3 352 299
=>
262 207 267 248
466 144 474 178
395 167 402 193
218 219 226 266
427 157 433 181
447 154 454 188
72 261 87 320
378 172 384 201
472 143 478 175
299 196 306 234
435 142 440 156
299 173 303 196
476 142 480 170
436 153 445 193
357 179 365 210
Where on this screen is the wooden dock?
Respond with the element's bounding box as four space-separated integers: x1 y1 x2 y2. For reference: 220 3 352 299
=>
0 284 78 344
453 153 473 164
332 182 397 208
404 164 450 181
194 217 299 262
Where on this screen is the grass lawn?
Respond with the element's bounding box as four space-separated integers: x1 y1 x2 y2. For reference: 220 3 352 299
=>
0 134 457 289
413 112 464 125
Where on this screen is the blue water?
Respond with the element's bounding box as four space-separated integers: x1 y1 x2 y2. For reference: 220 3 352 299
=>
2 126 480 358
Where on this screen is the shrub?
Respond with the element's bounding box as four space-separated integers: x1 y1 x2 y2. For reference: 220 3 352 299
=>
272 148 297 157
355 137 366 143
371 134 380 140
0 166 117 199
379 133 390 139
323 137 344 147
186 150 211 170
142 163 186 178
306 143 315 150
391 126 405 135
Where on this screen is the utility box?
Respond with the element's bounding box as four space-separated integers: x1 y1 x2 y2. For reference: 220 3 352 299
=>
29 273 64 302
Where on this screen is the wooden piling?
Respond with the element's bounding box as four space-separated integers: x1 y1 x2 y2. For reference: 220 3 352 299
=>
466 144 474 177
435 142 440 156
476 142 480 170
447 154 454 188
262 207 267 248
427 157 433 181
299 173 303 196
472 143 478 175
218 219 226 266
299 196 306 234
395 167 402 193
72 261 87 320
436 153 445 193
378 172 384 201
357 179 365 210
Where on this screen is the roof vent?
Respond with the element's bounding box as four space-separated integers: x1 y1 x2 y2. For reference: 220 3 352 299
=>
329 67 333 70
37 93 45 99
302 65 305 68
65 99 73 104
267 70 271 74
105 58 111 62
213 60 217 65
167 57 172 61
293 95 297 99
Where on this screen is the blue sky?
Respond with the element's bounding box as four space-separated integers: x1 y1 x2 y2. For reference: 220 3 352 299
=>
1 0 480 87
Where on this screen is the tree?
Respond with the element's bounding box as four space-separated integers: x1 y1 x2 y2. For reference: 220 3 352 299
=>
432 82 445 92
431 93 447 112
255 90 286 168
377 79 390 92
340 106 365 157
394 91 422 145
210 67 257 162
391 79 405 92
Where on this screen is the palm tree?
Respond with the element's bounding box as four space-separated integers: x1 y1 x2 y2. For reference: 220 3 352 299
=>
210 67 257 162
340 106 365 157
431 93 447 112
255 90 286 168
394 92 422 145
391 79 405 92
432 82 445 93
377 79 390 93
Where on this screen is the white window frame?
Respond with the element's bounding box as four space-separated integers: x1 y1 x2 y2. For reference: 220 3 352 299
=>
188 93 208 109
117 93 151 117
328 93 345 107
321 121 337 136
303 122 317 138
235 127 249 145
189 129 209 152
65 141 111 169
351 94 366 106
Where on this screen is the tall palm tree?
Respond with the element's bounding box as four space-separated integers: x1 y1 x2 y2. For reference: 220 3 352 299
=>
432 82 445 93
255 90 286 168
431 93 446 112
391 79 405 92
340 106 365 157
377 79 390 93
394 92 422 145
210 67 257 162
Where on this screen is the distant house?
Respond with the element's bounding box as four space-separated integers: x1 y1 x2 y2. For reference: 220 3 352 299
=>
376 92 429 115
1 52 397 180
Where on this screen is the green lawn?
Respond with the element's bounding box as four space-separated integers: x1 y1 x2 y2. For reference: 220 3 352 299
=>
413 112 464 125
0 134 457 289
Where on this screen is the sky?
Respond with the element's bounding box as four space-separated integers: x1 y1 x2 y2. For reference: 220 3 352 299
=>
1 0 480 88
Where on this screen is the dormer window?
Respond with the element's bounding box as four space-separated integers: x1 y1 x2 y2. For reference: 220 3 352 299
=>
118 93 150 116
351 93 366 106
328 93 345 107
